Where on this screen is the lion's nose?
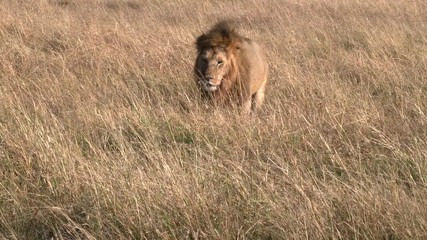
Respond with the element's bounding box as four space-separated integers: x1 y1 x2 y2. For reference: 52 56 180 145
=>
205 76 214 86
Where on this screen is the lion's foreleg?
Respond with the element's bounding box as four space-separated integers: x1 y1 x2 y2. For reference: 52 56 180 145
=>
237 81 252 114
242 99 252 114
253 78 267 111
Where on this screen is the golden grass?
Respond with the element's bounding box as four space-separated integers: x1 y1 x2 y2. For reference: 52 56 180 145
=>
1 0 426 239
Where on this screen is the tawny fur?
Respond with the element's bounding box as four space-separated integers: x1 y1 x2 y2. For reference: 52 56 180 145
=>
194 21 268 113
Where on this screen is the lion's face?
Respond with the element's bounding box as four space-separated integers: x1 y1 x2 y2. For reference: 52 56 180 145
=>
195 47 229 92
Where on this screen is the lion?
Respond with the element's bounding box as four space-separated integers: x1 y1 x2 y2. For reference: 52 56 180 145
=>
194 21 268 113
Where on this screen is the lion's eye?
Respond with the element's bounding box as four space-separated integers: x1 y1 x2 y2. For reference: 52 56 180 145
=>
217 60 224 66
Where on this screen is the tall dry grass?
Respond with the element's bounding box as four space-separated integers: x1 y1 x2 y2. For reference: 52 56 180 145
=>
1 0 426 239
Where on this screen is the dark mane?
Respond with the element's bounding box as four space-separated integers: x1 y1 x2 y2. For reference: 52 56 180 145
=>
196 20 242 53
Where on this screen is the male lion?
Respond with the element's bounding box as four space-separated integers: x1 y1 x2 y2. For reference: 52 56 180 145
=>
194 21 268 113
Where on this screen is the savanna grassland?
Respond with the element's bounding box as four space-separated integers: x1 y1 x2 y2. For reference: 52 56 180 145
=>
1 0 427 239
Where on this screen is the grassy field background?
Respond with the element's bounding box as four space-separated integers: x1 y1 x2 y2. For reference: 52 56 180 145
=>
1 0 427 239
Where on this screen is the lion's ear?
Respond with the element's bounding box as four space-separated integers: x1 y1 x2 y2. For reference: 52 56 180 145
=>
229 39 242 53
220 29 231 40
220 28 237 45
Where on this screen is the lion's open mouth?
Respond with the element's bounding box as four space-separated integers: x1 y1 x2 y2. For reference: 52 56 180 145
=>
201 79 222 92
204 83 218 92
